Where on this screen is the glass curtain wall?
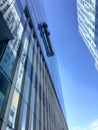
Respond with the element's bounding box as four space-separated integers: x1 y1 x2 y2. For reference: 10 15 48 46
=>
0 1 68 130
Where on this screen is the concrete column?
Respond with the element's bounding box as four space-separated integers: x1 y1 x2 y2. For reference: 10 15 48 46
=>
43 63 45 130
45 69 48 130
48 81 51 130
38 48 41 129
30 39 38 130
35 47 40 130
50 83 52 130
24 29 34 130
33 42 39 130
47 76 50 130
15 18 31 130
40 56 44 130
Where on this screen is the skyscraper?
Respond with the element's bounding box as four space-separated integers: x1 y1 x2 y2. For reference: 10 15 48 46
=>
77 0 98 70
0 0 68 130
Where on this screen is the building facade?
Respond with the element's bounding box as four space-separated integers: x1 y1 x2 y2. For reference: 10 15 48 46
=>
77 0 98 70
0 0 68 130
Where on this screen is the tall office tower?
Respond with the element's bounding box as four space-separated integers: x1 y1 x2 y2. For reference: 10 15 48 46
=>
77 0 98 69
0 0 68 130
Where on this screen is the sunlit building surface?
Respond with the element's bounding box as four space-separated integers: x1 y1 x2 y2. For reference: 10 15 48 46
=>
0 0 68 130
77 0 98 70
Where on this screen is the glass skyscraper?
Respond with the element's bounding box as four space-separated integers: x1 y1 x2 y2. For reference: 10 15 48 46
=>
77 0 98 70
0 0 68 130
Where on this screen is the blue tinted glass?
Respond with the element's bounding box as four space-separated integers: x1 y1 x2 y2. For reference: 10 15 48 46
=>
28 61 32 78
32 86 35 113
14 1 21 18
29 42 34 63
21 13 26 26
20 0 26 8
25 77 30 103
26 26 30 41
0 91 4 113
34 74 37 92
21 103 27 130
0 42 7 59
0 70 10 113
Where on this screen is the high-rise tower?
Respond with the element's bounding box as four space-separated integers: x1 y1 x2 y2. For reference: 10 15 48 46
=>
0 0 68 130
77 0 98 69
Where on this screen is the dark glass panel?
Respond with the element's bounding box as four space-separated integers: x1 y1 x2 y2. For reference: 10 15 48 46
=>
0 70 10 113
0 42 7 60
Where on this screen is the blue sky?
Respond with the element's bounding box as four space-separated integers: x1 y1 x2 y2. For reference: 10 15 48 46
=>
43 0 98 130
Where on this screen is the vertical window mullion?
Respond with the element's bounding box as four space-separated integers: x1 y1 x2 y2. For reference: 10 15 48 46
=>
6 17 30 130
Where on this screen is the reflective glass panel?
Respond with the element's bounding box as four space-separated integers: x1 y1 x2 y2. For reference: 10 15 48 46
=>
16 37 29 92
0 23 23 80
0 0 13 14
7 89 19 129
3 3 20 37
29 40 34 63
21 103 27 130
0 70 10 113
25 77 30 103
0 42 7 59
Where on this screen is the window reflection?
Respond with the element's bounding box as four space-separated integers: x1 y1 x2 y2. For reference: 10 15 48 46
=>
29 40 34 64
20 0 26 9
14 1 21 18
21 103 27 130
25 77 30 103
16 37 29 92
0 23 23 80
0 70 10 113
0 91 4 113
28 61 32 78
0 41 7 60
7 89 19 130
0 0 13 14
26 26 30 41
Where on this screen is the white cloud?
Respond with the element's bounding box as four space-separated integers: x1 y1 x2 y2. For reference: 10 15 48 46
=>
72 127 86 130
89 119 98 130
72 119 98 130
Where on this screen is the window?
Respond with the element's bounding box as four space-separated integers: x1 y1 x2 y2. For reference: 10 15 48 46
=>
16 36 29 92
25 77 30 103
0 0 13 14
0 91 4 113
29 40 34 64
7 89 19 130
0 41 7 60
0 70 10 113
14 1 21 18
28 61 32 79
21 103 27 130
0 23 23 80
34 74 37 92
